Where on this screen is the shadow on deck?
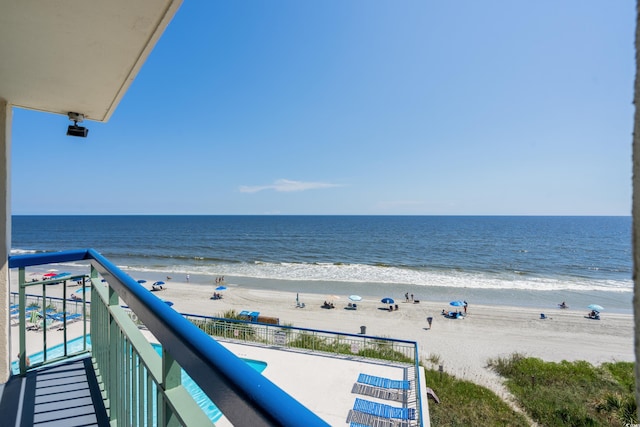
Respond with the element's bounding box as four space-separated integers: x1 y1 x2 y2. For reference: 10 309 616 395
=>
0 356 109 427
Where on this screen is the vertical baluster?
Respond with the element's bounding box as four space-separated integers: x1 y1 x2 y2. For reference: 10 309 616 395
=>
147 374 154 427
18 267 26 374
125 339 131 425
108 280 120 424
162 348 181 426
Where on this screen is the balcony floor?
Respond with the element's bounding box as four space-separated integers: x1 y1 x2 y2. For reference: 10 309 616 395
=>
0 355 109 427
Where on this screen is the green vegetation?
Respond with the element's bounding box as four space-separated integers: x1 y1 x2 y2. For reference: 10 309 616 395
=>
188 314 414 363
427 355 636 427
426 367 529 427
488 354 636 427
191 310 257 341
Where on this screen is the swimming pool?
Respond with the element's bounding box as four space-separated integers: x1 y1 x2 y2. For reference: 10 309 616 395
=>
13 336 267 422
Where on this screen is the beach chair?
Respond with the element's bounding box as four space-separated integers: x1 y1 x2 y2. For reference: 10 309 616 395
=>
351 382 404 402
48 312 82 323
351 398 416 420
357 373 410 390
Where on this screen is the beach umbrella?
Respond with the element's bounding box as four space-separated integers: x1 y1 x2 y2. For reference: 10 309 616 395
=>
53 272 71 279
381 297 394 304
153 281 165 286
215 285 227 291
587 304 604 312
43 273 56 278
74 287 91 294
163 300 174 307
450 300 465 307
349 295 362 302
47 269 59 272
137 279 147 284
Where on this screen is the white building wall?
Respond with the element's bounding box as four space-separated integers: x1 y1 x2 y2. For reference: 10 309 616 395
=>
0 100 11 382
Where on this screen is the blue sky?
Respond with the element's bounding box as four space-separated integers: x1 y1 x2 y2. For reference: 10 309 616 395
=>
11 1 635 215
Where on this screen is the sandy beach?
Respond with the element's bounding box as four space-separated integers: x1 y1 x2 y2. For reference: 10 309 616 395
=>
13 276 635 402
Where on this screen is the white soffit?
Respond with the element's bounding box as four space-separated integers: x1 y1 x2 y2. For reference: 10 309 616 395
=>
0 0 183 122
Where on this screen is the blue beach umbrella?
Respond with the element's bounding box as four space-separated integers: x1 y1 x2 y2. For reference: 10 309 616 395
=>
215 286 227 291
450 300 465 307
381 297 394 304
137 279 147 284
53 272 71 279
587 304 604 312
153 281 165 286
74 287 91 294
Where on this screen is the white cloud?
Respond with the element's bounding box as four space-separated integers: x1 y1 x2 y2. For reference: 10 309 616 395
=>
239 179 342 193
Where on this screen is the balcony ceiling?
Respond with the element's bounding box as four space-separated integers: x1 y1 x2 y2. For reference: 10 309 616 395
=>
0 0 182 122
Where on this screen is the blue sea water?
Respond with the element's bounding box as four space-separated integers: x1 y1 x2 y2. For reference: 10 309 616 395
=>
11 215 633 312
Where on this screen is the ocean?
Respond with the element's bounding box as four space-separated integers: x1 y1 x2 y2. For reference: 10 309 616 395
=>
10 215 633 313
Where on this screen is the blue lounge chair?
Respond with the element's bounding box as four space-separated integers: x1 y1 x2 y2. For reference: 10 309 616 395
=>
352 398 416 420
357 373 410 390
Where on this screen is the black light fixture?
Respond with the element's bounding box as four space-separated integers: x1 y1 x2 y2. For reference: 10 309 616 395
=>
67 112 88 137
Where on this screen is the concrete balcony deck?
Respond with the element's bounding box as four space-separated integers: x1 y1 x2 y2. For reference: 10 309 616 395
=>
0 355 108 427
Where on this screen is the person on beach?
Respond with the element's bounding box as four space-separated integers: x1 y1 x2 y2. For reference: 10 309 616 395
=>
405 292 409 302
463 301 468 314
186 274 190 283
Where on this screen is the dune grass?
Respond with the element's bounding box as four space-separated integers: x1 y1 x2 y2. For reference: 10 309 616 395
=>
426 355 636 427
425 367 530 426
488 354 636 427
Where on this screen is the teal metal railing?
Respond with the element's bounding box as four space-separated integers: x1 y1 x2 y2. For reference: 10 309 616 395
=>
15 271 90 373
9 249 329 427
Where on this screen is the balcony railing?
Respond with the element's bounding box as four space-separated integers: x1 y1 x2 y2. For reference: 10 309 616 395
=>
9 249 329 426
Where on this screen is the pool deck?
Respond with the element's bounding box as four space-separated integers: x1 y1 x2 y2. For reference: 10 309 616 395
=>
215 340 430 426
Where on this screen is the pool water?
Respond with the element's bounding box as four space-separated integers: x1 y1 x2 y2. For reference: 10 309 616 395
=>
13 335 267 422
151 343 267 422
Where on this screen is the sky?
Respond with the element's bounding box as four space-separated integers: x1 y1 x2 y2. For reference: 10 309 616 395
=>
10 1 636 215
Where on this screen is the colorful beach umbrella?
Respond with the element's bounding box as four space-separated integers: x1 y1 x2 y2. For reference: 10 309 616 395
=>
349 295 362 302
587 304 604 312
43 273 56 278
381 297 394 304
450 300 465 307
